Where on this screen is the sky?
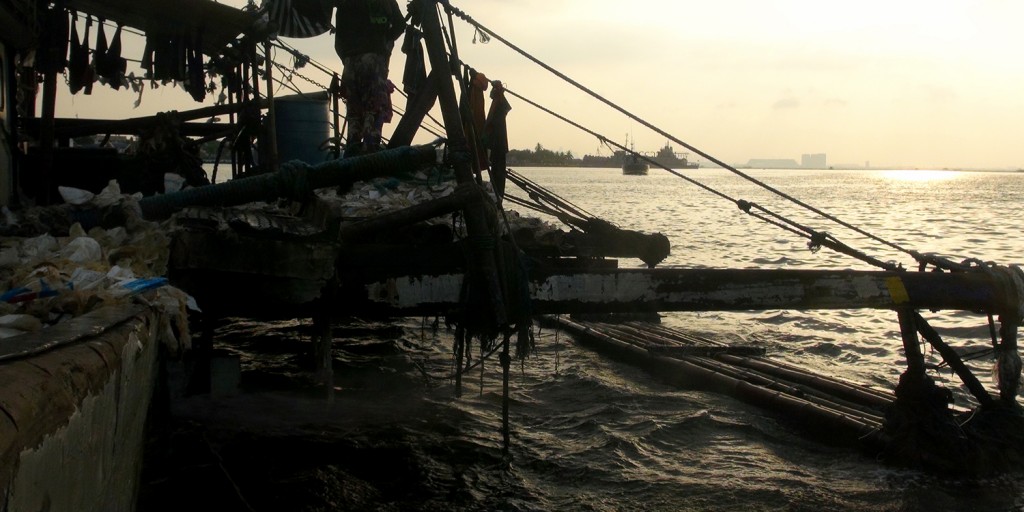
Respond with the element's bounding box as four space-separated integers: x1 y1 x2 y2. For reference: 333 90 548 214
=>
54 0 1024 170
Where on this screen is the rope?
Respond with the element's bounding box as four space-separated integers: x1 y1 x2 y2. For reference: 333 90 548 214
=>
506 168 593 220
272 40 337 79
501 87 901 270
504 169 593 230
502 87 734 205
502 193 575 223
444 3 931 272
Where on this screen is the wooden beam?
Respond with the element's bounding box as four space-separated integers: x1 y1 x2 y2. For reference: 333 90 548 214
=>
388 69 440 148
419 0 508 328
22 100 267 140
337 183 482 242
337 268 1012 317
65 0 255 55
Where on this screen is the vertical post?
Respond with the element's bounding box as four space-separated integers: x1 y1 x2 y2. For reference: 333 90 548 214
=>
263 39 279 171
39 69 58 204
419 0 507 329
897 307 925 377
239 61 252 176
454 326 465 398
331 72 342 160
997 317 1021 405
500 331 511 456
313 312 334 401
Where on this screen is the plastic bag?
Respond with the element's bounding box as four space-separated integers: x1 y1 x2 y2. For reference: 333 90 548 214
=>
61 237 102 263
58 186 95 206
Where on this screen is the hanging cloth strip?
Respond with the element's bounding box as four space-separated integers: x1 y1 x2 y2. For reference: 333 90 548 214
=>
260 0 333 38
81 16 96 94
92 18 110 78
67 12 89 94
400 25 425 95
37 4 70 75
458 68 489 174
103 24 128 90
173 34 187 82
484 80 512 201
140 34 154 77
186 31 206 102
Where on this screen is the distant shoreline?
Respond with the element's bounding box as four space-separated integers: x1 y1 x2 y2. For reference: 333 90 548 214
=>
508 162 1022 172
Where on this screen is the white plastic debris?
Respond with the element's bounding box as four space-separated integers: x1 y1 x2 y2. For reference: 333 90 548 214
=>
0 247 19 268
68 267 107 290
164 173 186 193
0 327 25 339
61 237 102 264
93 180 124 208
22 234 59 259
0 314 42 332
2 206 19 227
58 186 96 206
185 293 201 312
106 265 136 282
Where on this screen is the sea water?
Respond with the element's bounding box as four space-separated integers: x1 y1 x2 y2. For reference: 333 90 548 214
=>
140 167 1024 512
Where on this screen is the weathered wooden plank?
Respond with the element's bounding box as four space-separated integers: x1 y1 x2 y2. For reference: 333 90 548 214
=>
341 268 1009 316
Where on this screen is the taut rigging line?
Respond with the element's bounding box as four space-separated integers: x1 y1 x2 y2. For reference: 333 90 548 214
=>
442 2 954 273
499 86 899 271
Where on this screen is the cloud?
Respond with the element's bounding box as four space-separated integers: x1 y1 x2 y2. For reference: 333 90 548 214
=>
824 98 848 108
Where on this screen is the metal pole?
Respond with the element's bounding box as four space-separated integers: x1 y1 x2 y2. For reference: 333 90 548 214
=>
263 39 279 171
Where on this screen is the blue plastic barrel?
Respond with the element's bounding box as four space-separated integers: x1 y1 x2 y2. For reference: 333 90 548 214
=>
274 92 330 165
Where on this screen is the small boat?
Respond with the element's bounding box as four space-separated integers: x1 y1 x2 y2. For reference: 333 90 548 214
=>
622 155 648 175
622 135 648 175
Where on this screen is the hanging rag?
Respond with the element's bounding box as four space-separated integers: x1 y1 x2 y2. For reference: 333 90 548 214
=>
92 18 110 79
401 25 425 95
186 32 206 102
155 35 174 81
67 12 89 94
81 16 96 94
174 35 187 82
459 69 489 174
260 0 333 38
37 5 70 75
484 80 512 201
140 34 154 77
104 24 128 90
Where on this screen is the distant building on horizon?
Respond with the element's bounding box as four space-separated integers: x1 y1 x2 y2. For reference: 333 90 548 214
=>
801 153 827 169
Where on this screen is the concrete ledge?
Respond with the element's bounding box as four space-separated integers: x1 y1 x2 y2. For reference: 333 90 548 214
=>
0 304 165 512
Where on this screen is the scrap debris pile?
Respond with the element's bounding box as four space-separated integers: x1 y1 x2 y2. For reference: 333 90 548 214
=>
317 167 565 243
0 181 195 350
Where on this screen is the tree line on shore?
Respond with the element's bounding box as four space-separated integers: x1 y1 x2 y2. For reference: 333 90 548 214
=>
507 143 627 168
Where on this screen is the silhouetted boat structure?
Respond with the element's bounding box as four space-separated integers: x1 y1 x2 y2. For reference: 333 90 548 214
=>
622 134 648 175
651 141 699 169
622 155 648 175
1 3 1024 504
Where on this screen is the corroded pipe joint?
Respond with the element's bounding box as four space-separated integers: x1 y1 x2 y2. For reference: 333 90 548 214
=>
985 264 1024 324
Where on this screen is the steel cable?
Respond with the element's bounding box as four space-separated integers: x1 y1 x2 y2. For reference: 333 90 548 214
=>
443 2 933 271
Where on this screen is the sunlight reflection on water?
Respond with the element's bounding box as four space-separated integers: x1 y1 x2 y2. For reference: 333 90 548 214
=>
513 166 1024 394
877 169 964 182
187 165 1024 511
